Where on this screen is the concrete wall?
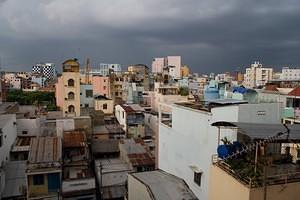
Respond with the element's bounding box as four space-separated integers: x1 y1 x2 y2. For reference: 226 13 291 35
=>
95 99 114 114
238 103 281 124
80 84 94 108
55 76 64 108
0 114 17 165
17 118 41 136
250 182 300 200
56 119 75 138
257 92 287 107
92 76 110 97
209 165 250 200
128 174 152 200
209 165 300 200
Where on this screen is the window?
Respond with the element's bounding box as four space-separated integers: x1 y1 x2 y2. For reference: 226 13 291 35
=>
68 105 75 113
103 103 107 110
194 172 202 186
85 90 93 98
68 92 75 100
103 86 106 90
33 174 44 185
122 111 125 118
22 131 28 135
68 79 74 87
85 104 89 108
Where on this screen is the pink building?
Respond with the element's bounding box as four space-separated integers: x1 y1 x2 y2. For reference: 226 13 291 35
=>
152 57 164 73
92 76 110 97
55 76 64 109
152 56 181 79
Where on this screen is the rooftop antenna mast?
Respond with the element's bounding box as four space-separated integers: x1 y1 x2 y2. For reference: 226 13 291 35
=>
85 58 91 84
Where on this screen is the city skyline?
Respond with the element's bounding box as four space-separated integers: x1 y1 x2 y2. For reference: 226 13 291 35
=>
1 0 300 73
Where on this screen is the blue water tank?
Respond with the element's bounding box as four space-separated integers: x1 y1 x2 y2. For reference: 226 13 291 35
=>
204 86 220 101
217 145 229 159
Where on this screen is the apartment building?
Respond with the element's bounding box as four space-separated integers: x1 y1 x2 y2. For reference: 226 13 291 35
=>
32 63 57 80
152 56 181 79
280 67 300 80
244 61 273 88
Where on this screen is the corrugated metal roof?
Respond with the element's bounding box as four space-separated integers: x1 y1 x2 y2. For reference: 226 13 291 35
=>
63 131 86 147
28 137 61 164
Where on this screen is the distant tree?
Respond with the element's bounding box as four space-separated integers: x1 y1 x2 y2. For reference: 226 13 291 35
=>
179 87 189 96
6 90 56 108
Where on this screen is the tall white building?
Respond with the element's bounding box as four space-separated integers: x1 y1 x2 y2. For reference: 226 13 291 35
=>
32 63 56 80
99 63 122 76
151 56 181 79
158 100 281 200
280 67 300 80
244 61 273 88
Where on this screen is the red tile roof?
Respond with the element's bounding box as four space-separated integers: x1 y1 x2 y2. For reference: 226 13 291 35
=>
288 86 300 96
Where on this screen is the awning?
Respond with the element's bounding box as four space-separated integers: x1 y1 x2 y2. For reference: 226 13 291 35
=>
211 121 300 141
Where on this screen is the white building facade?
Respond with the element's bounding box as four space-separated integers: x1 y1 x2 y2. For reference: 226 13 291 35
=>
99 63 122 76
158 102 281 200
244 61 273 88
280 67 300 80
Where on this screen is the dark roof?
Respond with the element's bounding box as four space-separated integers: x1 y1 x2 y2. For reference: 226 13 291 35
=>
94 95 111 100
211 121 300 141
120 104 135 113
92 140 119 154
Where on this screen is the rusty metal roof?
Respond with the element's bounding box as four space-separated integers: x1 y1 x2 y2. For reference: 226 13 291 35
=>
63 130 87 148
128 153 155 167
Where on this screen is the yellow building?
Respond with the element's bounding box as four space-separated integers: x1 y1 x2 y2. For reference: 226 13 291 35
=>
26 137 62 199
209 164 300 200
94 95 114 114
180 65 190 77
56 59 81 117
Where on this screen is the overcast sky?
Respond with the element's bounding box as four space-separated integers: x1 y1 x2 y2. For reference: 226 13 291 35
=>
1 0 300 73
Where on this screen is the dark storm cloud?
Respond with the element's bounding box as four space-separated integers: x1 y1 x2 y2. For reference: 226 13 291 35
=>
1 0 300 73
